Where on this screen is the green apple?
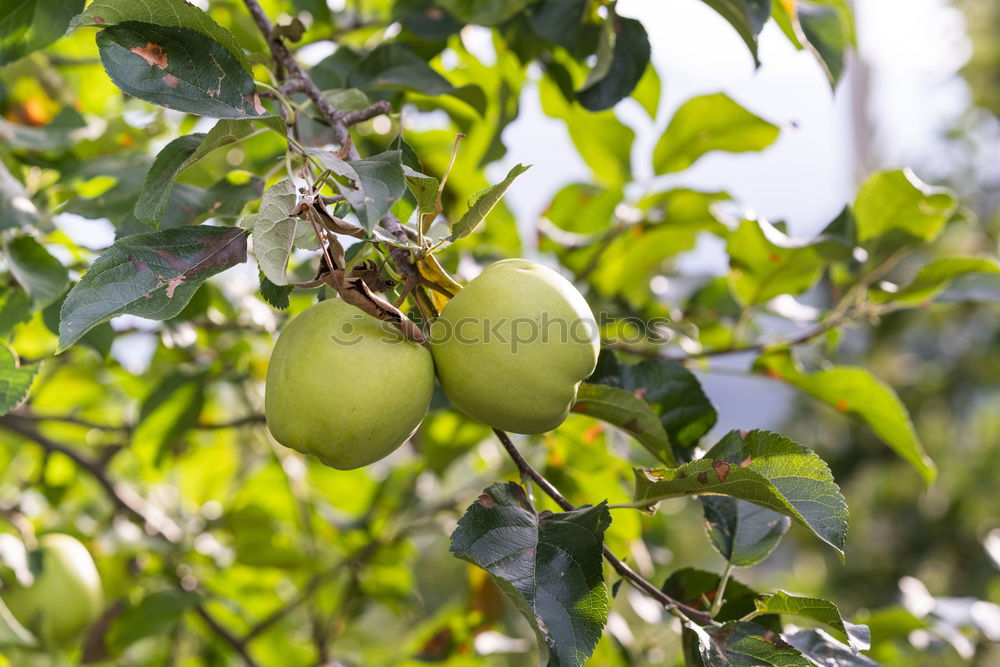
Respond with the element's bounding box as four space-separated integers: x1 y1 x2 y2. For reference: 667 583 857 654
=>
430 259 599 433
265 297 435 469
4 533 103 647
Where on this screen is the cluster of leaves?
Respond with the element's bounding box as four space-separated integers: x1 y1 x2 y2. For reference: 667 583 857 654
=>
0 0 998 665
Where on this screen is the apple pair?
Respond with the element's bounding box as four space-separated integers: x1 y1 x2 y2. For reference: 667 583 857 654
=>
265 259 599 469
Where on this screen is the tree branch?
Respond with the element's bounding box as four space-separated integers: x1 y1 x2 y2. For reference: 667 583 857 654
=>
0 415 183 542
491 429 717 626
195 605 260 667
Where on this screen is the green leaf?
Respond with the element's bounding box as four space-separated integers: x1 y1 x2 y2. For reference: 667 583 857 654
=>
259 272 293 310
58 225 248 351
785 629 879 666
242 179 313 286
402 165 439 216
70 0 251 72
96 22 267 119
0 345 38 416
450 481 610 667
4 236 69 309
539 74 634 188
755 590 871 652
797 1 853 87
0 595 36 648
0 0 84 65
134 134 204 227
134 119 275 227
0 109 87 151
632 430 848 556
0 161 39 231
701 497 791 567
134 372 205 466
107 590 202 655
448 164 530 241
653 93 779 174
309 150 405 231
853 169 958 245
631 62 662 119
0 288 31 338
727 218 845 306
753 348 936 483
348 42 486 115
662 567 779 627
589 352 718 451
873 257 1000 304
572 382 676 466
699 0 772 66
689 620 811 666
436 0 528 25
576 14 650 112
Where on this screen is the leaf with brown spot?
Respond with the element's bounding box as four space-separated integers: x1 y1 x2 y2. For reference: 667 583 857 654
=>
631 430 848 557
96 22 269 119
572 382 675 466
58 226 248 350
129 42 167 67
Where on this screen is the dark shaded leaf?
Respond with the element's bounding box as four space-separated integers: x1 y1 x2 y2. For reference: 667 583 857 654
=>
0 0 84 65
662 567 779 629
0 288 31 338
96 22 267 119
437 0 529 25
58 225 248 350
450 481 610 667
70 0 251 71
699 0 771 66
576 14 650 111
572 382 676 466
589 352 717 451
107 590 201 655
309 150 405 231
135 372 205 466
690 620 811 666
701 497 791 567
4 236 69 308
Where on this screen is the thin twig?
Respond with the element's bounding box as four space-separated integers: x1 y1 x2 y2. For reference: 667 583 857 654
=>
491 429 717 626
195 605 259 667
0 415 183 542
341 101 392 126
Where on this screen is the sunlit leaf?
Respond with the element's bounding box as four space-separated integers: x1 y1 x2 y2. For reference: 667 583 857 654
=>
753 348 936 483
689 620 811 666
448 163 529 241
309 150 405 231
873 257 1000 304
785 629 879 666
633 430 848 556
755 590 871 652
653 93 779 174
0 345 38 416
853 169 958 245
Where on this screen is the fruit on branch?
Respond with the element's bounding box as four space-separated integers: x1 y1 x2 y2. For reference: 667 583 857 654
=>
3 534 103 647
265 297 434 469
430 259 599 433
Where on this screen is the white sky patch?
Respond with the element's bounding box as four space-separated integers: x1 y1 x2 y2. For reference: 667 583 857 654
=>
51 213 115 250
110 332 158 375
297 40 336 66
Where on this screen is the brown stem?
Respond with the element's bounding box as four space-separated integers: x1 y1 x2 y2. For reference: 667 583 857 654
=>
491 429 718 626
0 415 183 542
